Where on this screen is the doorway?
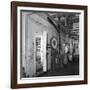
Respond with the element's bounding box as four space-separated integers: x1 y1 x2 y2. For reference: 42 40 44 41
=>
34 31 47 76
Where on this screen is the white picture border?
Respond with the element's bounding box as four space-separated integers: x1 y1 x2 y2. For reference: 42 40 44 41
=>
17 6 84 84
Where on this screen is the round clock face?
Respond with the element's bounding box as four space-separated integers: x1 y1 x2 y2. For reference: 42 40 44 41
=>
51 37 58 49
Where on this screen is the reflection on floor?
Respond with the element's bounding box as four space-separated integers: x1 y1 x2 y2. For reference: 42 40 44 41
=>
38 56 79 77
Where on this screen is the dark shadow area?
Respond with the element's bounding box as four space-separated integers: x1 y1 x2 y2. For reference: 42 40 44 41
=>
37 55 79 77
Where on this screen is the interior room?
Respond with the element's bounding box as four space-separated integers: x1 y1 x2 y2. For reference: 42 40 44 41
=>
21 11 79 78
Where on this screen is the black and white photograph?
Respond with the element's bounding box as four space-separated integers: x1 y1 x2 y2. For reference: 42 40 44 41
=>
17 7 85 83
11 1 87 88
21 10 80 78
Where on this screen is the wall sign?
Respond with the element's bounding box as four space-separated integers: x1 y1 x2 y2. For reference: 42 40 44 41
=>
51 37 58 49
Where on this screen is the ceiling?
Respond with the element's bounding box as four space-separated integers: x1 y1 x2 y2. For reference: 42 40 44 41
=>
47 12 79 40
